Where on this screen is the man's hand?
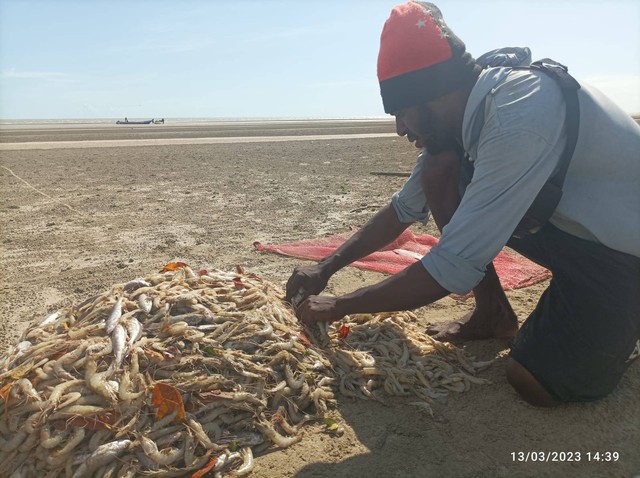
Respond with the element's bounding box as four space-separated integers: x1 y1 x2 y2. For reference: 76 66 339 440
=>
285 264 331 306
296 295 345 326
284 204 410 308
295 261 449 326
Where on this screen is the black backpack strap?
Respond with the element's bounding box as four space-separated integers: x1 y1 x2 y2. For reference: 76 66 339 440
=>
506 59 581 237
528 59 581 189
458 58 581 237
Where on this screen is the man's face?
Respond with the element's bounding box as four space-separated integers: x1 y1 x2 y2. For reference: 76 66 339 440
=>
394 100 456 155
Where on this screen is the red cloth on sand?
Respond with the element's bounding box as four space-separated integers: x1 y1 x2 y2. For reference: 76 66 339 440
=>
254 229 551 296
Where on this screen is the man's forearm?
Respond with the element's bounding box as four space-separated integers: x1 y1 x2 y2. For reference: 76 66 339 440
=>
336 260 449 315
320 203 411 275
333 152 455 314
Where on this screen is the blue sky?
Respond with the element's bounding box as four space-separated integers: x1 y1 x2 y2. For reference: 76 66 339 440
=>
1 0 638 119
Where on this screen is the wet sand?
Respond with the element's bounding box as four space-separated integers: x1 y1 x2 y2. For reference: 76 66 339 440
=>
0 119 395 143
0 120 638 477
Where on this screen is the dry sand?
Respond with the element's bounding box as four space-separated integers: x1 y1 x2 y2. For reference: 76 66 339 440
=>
0 120 638 477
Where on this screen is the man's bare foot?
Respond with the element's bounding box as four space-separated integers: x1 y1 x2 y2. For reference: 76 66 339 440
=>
427 300 518 343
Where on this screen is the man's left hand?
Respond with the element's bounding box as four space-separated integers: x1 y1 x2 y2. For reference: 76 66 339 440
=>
296 295 345 325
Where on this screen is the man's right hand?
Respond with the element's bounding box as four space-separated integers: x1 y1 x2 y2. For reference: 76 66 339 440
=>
285 264 331 307
284 204 410 309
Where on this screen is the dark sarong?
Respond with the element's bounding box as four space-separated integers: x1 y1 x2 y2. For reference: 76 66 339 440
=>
508 225 640 402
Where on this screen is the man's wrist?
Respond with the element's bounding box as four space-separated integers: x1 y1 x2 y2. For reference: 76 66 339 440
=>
318 255 341 278
334 295 351 319
335 288 368 318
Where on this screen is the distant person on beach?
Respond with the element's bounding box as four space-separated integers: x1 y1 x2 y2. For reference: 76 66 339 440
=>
286 1 640 406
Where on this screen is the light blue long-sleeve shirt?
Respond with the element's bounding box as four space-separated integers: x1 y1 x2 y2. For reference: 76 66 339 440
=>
391 51 640 294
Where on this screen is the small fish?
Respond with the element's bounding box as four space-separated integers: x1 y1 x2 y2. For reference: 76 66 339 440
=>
290 287 306 309
112 324 127 369
71 439 131 478
218 431 263 447
123 278 150 293
39 311 60 327
124 316 142 348
105 297 123 334
13 341 32 360
393 248 423 260
137 293 153 314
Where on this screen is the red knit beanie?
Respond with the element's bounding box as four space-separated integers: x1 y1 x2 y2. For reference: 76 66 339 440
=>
378 1 480 114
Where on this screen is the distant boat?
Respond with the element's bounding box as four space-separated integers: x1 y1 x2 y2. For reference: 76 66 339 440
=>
153 118 165 124
116 118 154 125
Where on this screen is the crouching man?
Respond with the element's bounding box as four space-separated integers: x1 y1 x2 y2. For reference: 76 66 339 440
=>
286 2 640 406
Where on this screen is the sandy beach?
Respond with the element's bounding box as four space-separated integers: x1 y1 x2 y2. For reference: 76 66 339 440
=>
0 120 638 477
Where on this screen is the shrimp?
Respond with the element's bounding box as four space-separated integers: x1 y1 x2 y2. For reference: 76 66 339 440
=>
53 344 88 379
48 405 107 421
229 447 254 477
17 431 38 453
118 370 144 402
186 416 225 451
213 451 242 472
88 429 112 452
0 431 28 453
12 378 42 401
46 428 85 467
84 358 117 402
284 363 305 390
136 433 183 466
256 421 301 448
40 425 67 449
47 378 83 409
179 430 196 468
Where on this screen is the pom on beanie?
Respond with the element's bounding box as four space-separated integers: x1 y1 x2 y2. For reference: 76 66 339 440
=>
377 1 480 114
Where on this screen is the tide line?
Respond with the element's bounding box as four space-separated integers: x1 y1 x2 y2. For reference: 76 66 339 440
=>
0 133 397 151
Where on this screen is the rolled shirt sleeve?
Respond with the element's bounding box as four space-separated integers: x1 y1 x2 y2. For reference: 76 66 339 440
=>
422 74 566 294
391 148 431 224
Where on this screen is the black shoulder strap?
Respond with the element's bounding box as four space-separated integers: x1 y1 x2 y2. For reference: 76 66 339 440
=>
508 59 581 236
460 59 580 188
459 59 581 237
527 59 581 188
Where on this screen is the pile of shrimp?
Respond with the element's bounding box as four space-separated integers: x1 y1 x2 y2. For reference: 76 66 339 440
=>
318 312 493 417
0 265 491 477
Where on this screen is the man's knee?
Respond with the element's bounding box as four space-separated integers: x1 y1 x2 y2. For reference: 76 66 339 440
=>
505 357 557 407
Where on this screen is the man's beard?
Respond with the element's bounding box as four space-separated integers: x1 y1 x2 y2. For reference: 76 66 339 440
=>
425 134 456 155
418 105 456 155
